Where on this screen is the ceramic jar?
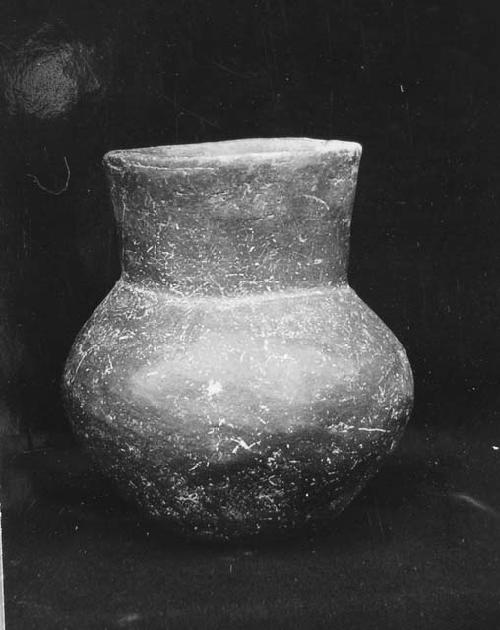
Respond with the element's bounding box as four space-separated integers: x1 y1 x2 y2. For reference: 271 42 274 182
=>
63 138 413 540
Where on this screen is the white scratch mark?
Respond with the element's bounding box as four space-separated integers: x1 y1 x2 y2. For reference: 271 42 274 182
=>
300 194 329 213
230 437 255 453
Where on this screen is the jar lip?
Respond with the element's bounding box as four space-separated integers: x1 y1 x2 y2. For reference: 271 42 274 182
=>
104 137 362 169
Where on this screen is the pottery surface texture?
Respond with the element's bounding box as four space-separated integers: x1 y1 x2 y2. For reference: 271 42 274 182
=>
63 138 413 541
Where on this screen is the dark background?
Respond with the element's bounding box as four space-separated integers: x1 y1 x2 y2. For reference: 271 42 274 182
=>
1 1 499 628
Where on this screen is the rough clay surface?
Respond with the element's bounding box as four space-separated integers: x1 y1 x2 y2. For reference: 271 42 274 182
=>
63 138 413 541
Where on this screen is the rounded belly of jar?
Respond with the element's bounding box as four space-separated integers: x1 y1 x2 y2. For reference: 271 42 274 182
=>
117 284 410 435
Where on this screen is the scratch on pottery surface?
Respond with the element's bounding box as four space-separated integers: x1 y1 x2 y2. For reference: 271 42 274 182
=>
230 437 256 453
299 194 330 213
69 347 92 383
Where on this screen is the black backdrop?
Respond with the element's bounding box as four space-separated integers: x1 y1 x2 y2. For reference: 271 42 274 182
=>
0 0 499 446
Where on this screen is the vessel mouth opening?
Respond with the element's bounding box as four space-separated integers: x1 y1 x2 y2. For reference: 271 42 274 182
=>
104 137 362 168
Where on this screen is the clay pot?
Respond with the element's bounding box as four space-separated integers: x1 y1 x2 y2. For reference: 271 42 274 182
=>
63 138 413 541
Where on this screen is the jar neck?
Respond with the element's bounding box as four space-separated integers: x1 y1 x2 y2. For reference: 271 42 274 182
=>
105 140 361 296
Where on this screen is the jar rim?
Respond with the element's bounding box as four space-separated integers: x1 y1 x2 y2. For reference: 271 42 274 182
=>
104 137 362 169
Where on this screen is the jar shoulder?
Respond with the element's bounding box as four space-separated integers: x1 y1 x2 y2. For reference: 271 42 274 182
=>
64 278 413 411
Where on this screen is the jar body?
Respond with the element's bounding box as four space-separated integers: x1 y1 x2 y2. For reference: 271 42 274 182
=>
63 138 413 540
